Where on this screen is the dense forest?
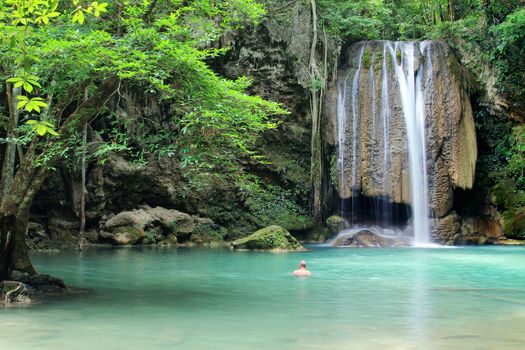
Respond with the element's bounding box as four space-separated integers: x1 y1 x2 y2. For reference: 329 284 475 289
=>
1 0 524 280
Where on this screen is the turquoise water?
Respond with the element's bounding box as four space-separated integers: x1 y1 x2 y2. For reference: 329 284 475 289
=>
1 246 525 349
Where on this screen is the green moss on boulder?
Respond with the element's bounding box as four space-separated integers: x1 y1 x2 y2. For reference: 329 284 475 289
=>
111 226 145 245
231 225 303 251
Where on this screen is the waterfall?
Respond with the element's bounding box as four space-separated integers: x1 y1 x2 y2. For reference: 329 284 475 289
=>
336 71 350 215
335 41 433 244
380 45 391 227
389 42 431 245
331 40 477 244
350 47 364 223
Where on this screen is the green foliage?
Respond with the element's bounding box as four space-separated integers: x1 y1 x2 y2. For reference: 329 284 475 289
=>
317 0 390 42
489 8 525 102
1 0 108 136
487 125 525 238
1 0 286 179
239 178 313 231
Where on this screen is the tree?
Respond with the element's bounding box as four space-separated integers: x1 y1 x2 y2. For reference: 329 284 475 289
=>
0 0 285 281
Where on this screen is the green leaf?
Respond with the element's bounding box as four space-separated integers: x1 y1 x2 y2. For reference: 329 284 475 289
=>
6 77 23 83
23 81 34 93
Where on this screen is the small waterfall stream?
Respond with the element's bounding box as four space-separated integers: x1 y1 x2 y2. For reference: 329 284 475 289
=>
380 45 392 228
350 47 365 224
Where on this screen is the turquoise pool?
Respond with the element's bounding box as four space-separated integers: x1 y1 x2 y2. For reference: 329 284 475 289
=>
1 246 524 349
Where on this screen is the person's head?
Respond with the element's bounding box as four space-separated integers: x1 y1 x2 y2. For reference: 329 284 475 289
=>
299 260 307 269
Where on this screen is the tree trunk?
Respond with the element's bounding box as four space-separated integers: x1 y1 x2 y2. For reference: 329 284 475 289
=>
1 84 20 204
78 124 87 250
10 204 34 275
309 0 323 219
0 214 16 280
0 78 118 280
449 0 455 21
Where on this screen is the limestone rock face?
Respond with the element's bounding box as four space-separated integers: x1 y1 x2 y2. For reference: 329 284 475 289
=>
231 225 303 251
326 40 477 239
432 212 461 244
328 41 476 204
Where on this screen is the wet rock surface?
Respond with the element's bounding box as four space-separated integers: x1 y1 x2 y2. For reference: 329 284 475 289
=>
333 230 409 247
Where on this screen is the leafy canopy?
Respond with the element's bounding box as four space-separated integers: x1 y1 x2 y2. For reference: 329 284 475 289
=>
1 0 285 168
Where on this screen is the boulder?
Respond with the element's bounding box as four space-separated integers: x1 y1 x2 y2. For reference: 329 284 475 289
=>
326 215 348 234
105 209 153 230
148 206 194 234
333 230 407 247
103 206 202 245
231 225 303 251
112 226 145 245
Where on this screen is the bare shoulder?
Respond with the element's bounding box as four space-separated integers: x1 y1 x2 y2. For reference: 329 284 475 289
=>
293 270 312 277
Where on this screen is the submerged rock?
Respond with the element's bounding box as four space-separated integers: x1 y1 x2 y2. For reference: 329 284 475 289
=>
231 225 304 251
333 230 408 247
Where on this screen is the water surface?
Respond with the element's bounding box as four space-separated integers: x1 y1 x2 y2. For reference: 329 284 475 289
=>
1 246 525 349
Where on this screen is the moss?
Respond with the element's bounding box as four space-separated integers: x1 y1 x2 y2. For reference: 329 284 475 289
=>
503 208 525 239
113 226 143 238
112 226 144 245
145 227 162 241
231 225 303 250
362 47 373 68
374 50 383 72
395 49 401 65
165 233 178 244
446 52 464 88
189 224 224 244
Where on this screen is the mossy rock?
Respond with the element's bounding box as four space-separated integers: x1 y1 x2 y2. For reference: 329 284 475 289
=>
326 215 348 234
111 226 145 245
231 225 303 251
189 224 224 244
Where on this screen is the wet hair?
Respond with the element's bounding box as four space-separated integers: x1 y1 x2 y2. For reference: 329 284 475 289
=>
299 260 307 267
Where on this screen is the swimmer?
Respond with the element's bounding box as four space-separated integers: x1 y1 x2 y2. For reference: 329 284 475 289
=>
293 260 311 277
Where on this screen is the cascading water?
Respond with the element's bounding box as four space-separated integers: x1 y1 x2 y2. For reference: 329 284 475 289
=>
335 41 433 244
380 45 392 228
330 40 477 245
336 72 350 216
350 47 364 224
389 42 431 245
